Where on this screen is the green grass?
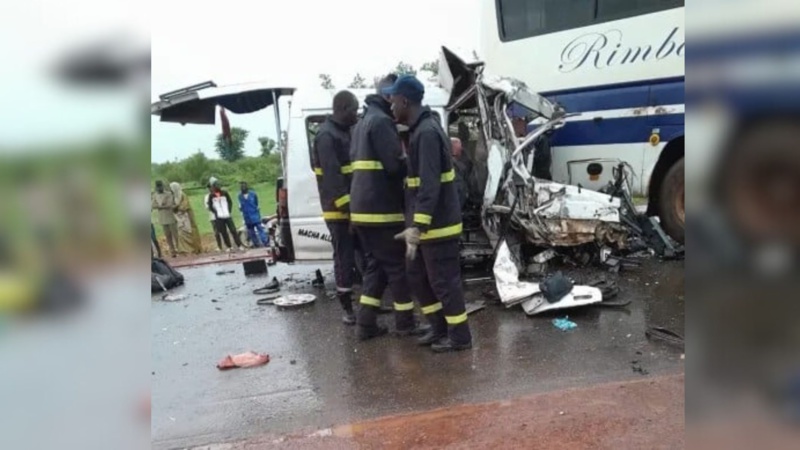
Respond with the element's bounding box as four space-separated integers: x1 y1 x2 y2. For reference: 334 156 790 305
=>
152 182 276 238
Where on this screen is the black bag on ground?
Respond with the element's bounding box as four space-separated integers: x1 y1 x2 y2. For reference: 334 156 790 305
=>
152 257 185 292
539 271 573 304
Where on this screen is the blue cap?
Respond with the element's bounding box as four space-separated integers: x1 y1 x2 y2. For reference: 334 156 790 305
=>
381 75 425 102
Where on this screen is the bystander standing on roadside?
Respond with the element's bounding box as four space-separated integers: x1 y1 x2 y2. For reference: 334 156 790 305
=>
152 180 179 257
207 177 245 252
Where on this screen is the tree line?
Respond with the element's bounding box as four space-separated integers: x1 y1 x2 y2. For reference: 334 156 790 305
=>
319 60 439 90
153 128 281 189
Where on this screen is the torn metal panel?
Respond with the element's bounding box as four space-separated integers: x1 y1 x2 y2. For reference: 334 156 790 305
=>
483 141 507 207
512 219 625 247
481 76 556 119
493 241 539 307
521 286 603 316
494 241 604 314
532 181 621 222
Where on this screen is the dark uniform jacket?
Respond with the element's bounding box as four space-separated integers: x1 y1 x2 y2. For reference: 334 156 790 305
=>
311 117 353 222
405 107 463 243
349 94 407 227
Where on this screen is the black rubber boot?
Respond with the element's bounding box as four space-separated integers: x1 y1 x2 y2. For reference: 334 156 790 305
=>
342 311 356 326
417 329 447 346
338 291 356 326
357 325 388 341
396 322 431 337
417 312 447 346
430 337 473 353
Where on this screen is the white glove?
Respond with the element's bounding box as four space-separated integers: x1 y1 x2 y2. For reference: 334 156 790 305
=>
394 227 421 260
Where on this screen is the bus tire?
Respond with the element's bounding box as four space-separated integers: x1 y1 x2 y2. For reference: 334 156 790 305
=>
658 157 685 244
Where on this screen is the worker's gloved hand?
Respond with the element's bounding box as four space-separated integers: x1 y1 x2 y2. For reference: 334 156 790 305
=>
394 227 421 260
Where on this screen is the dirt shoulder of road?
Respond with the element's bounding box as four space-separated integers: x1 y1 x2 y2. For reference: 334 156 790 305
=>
199 374 684 450
160 247 274 269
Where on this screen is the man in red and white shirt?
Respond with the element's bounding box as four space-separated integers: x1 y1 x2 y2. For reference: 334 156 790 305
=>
206 177 244 252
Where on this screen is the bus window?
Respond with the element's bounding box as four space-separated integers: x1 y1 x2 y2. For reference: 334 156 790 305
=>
496 0 684 42
596 0 684 22
498 0 595 41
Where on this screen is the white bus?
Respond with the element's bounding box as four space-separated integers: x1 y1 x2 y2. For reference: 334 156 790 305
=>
481 0 685 243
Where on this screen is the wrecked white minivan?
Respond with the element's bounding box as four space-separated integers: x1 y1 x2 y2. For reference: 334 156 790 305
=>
151 81 449 262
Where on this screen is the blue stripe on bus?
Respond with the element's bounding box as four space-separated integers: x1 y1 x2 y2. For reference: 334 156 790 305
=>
548 114 684 146
542 77 685 113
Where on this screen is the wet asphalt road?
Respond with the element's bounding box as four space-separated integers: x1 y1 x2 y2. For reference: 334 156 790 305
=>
151 258 684 449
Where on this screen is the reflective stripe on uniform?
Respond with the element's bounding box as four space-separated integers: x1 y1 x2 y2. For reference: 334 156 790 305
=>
315 165 354 175
414 213 432 225
420 223 463 240
393 301 414 311
350 213 405 223
359 295 381 307
323 211 350 220
352 160 384 170
405 169 456 188
334 194 351 208
421 302 443 314
445 312 468 325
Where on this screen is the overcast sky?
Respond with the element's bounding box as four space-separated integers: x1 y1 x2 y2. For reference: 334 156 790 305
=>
151 0 481 163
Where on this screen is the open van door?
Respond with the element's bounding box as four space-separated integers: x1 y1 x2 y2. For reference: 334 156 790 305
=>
151 81 297 260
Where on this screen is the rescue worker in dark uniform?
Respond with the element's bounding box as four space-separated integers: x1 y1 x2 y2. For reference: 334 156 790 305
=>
350 75 425 340
311 90 360 325
386 75 473 352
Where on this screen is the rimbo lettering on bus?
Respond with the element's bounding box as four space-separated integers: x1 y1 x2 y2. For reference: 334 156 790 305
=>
559 27 684 73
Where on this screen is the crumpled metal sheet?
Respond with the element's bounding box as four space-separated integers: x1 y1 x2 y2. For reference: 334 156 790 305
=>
503 180 629 247
515 218 629 246
481 76 556 119
493 241 540 307
493 241 603 313
532 181 621 222
521 285 603 316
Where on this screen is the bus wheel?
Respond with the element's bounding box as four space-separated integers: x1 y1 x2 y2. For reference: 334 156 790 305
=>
658 157 685 244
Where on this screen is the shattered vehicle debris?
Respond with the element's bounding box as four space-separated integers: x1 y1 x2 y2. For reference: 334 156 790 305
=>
438 47 682 268
437 47 682 309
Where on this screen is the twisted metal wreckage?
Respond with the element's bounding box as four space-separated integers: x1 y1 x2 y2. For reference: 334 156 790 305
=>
437 47 683 314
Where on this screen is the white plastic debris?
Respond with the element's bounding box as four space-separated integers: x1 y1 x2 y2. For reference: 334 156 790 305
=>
493 241 540 307
494 241 602 315
521 286 603 316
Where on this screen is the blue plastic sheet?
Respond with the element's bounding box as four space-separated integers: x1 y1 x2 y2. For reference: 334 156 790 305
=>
552 317 577 331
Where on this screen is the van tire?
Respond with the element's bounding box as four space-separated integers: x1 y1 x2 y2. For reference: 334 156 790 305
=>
658 157 685 244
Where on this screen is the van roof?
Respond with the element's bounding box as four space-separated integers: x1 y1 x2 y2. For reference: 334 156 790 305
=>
292 86 451 116
151 81 451 124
